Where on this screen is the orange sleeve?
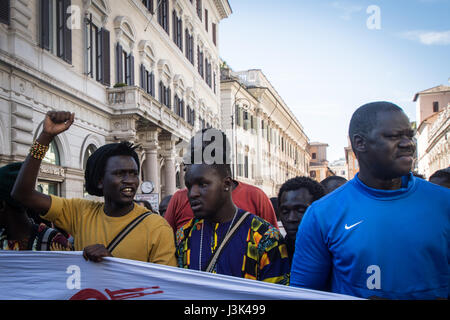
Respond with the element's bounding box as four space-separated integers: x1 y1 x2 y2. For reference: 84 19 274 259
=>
164 191 181 232
163 189 193 233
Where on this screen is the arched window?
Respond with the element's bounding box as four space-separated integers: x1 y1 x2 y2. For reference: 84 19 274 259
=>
43 141 60 166
83 144 97 170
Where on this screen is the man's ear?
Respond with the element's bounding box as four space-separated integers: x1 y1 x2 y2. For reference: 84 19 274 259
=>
223 176 233 192
0 200 6 213
352 134 367 154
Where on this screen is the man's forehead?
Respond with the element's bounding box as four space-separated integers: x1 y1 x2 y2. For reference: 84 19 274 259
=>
105 155 138 169
281 188 313 202
373 110 410 130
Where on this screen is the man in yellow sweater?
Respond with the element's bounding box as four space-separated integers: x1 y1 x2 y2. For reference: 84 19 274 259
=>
11 111 176 266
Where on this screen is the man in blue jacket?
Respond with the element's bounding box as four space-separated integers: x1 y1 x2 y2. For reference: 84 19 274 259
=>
290 101 449 299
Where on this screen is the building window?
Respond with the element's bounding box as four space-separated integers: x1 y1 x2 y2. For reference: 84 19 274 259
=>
83 144 97 170
310 171 316 178
0 0 10 25
433 101 439 112
159 81 171 108
40 0 72 64
312 152 316 159
142 0 153 14
186 105 195 126
244 155 249 178
158 0 169 34
243 111 249 130
43 141 60 166
85 14 110 86
212 23 217 45
115 43 134 85
196 0 202 21
37 181 60 196
185 29 194 64
140 64 155 97
204 9 208 31
197 46 204 78
174 95 185 119
205 58 212 87
172 10 183 51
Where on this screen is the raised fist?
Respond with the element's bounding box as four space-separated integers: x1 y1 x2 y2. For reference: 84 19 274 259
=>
43 111 75 137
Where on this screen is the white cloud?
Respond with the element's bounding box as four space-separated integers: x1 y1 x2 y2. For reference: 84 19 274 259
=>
331 1 363 20
400 30 450 45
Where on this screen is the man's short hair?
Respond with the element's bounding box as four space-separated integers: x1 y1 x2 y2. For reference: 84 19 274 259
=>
84 141 140 196
185 128 232 178
277 176 325 208
320 175 347 186
348 101 404 152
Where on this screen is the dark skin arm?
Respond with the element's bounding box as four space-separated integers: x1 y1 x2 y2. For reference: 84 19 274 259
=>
11 111 112 262
83 244 113 262
11 111 74 215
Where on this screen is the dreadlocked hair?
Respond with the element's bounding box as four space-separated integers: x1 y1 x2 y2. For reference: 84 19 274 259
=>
84 141 140 196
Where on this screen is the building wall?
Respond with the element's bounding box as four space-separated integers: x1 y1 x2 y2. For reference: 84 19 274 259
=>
0 0 231 201
220 68 310 198
416 106 449 178
415 90 450 125
414 85 450 178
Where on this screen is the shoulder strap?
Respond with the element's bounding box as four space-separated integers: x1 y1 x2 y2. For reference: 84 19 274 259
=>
205 211 251 273
106 211 153 253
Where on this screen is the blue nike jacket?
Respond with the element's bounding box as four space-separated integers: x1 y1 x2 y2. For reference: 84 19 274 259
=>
290 173 450 299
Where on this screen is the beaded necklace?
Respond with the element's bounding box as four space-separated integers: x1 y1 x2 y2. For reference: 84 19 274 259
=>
198 208 238 271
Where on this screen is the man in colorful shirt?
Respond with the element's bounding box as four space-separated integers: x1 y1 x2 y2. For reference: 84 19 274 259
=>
176 128 289 285
0 162 72 251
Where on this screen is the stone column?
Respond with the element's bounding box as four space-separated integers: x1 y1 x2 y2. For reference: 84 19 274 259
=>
179 162 186 189
141 128 161 195
160 133 178 198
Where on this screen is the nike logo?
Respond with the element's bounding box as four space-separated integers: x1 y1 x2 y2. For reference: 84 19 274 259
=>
344 220 363 230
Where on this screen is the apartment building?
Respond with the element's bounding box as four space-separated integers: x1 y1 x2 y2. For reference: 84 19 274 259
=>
0 0 232 205
414 84 450 178
220 67 310 197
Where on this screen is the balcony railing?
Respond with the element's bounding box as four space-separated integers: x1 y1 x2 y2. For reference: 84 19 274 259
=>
107 86 193 139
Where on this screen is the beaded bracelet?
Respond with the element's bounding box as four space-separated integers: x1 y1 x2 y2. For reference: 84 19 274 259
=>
29 140 49 160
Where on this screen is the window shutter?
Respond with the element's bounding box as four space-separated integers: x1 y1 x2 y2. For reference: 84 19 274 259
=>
168 87 171 108
40 0 50 50
63 0 72 64
129 54 135 86
116 43 123 84
172 10 177 43
140 64 146 89
0 0 10 25
150 72 155 96
101 28 110 86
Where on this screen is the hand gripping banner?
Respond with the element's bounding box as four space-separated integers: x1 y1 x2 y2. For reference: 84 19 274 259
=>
0 251 360 300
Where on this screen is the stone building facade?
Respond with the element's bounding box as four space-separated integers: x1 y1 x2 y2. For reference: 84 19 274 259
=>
220 67 310 197
0 0 231 203
414 85 450 178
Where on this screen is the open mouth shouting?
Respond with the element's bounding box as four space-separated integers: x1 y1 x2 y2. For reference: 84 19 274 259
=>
120 186 136 198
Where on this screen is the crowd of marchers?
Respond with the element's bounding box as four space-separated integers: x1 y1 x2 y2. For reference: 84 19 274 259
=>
0 101 449 300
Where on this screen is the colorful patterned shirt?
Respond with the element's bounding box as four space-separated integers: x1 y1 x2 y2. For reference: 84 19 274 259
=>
0 223 72 251
176 209 290 285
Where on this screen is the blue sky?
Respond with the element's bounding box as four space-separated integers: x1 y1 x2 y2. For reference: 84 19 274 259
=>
219 0 450 161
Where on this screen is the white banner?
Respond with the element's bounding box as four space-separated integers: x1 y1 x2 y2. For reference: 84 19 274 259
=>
0 251 360 300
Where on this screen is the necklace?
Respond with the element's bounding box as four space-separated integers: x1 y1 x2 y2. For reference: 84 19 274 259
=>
198 208 238 271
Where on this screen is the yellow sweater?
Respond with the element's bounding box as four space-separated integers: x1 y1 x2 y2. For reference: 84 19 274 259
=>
42 195 177 266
